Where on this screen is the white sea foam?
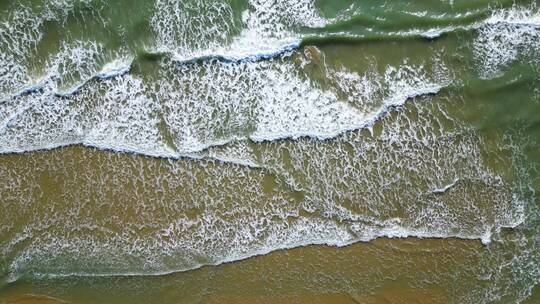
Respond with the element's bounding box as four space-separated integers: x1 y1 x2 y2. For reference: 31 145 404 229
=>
0 49 449 164
474 5 540 78
0 1 534 289
485 5 540 26
6 227 499 281
0 98 526 281
1 2 529 169
0 7 43 101
96 57 133 80
151 0 326 62
0 1 106 101
432 178 460 194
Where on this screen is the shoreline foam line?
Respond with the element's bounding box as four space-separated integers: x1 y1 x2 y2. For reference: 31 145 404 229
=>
3 221 523 284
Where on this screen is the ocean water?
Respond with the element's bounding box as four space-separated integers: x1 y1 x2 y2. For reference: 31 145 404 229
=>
0 0 539 303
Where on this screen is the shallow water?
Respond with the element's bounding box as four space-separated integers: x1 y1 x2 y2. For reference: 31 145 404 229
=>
0 1 539 303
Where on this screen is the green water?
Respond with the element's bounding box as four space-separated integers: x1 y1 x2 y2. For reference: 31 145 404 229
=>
0 0 539 303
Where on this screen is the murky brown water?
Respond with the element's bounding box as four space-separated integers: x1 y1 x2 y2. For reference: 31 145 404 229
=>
1 1 540 303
